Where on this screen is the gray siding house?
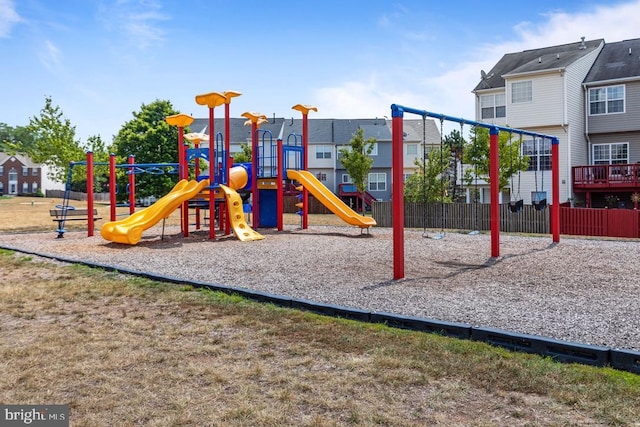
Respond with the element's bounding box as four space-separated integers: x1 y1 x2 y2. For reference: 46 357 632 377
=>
472 37 605 205
474 36 640 208
576 38 640 207
186 117 439 202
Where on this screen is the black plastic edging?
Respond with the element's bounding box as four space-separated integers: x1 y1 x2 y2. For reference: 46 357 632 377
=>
370 312 472 340
471 326 610 366
290 298 371 321
1 244 639 375
610 348 640 375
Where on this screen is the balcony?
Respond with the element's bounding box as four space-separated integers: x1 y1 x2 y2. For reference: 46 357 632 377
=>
572 163 640 190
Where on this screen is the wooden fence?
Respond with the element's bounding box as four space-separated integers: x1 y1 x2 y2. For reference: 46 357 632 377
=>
372 201 550 234
560 207 640 238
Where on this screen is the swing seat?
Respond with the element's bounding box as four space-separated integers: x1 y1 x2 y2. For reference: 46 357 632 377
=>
509 199 524 213
533 198 547 211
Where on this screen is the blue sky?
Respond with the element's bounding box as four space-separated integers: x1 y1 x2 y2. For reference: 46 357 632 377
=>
2 0 640 143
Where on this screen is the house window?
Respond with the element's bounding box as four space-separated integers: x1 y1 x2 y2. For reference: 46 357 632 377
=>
0 182 3 193
522 138 551 171
315 145 332 159
32 182 38 193
32 168 38 176
403 173 413 182
511 81 532 103
342 174 352 184
589 85 625 115
368 173 386 191
316 172 327 181
0 166 3 176
370 143 378 156
592 143 628 165
480 93 506 119
22 167 28 176
22 182 29 193
9 170 17 181
406 144 418 156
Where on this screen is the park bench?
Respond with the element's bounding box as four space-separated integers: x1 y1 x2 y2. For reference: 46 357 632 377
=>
50 208 102 238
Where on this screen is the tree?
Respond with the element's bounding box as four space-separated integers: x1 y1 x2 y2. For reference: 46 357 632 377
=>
404 145 451 203
462 126 529 193
442 128 466 202
19 97 87 184
0 124 36 153
339 128 375 214
111 100 182 200
232 142 252 164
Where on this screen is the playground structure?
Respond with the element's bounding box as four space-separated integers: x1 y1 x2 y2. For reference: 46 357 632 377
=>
57 91 376 244
52 151 180 239
390 104 560 280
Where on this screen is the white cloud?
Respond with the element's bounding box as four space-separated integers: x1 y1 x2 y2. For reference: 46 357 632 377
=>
313 75 424 119
39 39 63 73
100 0 169 50
0 0 22 38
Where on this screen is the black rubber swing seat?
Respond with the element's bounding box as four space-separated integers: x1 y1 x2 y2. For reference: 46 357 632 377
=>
509 199 524 213
533 199 547 211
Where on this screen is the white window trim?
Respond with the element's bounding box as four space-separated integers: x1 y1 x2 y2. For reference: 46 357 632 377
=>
592 142 629 164
315 145 332 159
522 138 551 171
367 172 386 191
480 93 506 119
588 84 625 116
511 80 532 104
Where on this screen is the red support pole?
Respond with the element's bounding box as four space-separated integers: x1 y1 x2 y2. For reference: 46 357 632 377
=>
86 151 94 237
551 138 560 243
194 140 201 230
109 154 116 222
224 103 231 235
277 138 283 231
489 127 500 257
251 121 260 228
301 113 309 230
128 154 135 215
391 112 405 280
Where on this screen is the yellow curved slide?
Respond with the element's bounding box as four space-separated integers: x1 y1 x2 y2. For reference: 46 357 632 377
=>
219 184 264 241
287 169 376 229
101 179 209 245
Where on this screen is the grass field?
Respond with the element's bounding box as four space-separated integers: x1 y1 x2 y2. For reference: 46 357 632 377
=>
1 195 639 426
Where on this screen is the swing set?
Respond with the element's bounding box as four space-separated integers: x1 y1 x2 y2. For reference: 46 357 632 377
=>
391 104 560 280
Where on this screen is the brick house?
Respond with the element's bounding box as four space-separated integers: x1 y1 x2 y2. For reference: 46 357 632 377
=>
0 153 42 196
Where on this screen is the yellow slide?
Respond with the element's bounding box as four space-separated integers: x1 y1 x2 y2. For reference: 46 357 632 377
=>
101 179 209 245
287 169 376 229
219 184 264 241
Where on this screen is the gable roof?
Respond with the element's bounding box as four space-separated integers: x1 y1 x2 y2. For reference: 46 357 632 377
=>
473 38 604 92
583 38 640 84
188 117 396 145
399 119 440 145
0 153 39 167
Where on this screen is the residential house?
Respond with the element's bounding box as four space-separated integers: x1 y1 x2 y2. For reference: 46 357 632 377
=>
574 38 640 208
472 37 605 205
0 153 42 195
185 117 437 202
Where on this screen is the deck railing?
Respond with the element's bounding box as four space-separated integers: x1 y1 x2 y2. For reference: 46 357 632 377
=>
573 163 640 189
